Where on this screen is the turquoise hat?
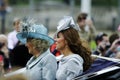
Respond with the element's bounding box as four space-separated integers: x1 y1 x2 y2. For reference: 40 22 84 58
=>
17 18 54 45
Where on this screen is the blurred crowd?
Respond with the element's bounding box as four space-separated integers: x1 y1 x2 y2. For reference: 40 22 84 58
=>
0 13 120 80
0 0 119 80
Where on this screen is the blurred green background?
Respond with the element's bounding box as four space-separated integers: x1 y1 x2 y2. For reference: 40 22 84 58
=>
2 0 120 36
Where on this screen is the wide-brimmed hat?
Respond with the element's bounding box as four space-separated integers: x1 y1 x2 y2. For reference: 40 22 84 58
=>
55 16 80 36
17 18 54 45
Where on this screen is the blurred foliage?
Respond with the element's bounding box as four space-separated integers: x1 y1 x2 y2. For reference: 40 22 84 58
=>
63 0 118 7
9 0 29 5
9 0 63 5
76 0 118 7
9 0 118 7
92 0 118 6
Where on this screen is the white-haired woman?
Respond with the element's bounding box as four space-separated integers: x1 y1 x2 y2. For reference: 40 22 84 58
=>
16 18 57 80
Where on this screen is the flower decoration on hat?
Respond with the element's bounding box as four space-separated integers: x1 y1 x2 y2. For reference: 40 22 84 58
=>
17 17 54 45
19 17 36 34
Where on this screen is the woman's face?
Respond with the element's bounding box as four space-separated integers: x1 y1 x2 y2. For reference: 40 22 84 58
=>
26 41 34 55
14 20 20 32
78 19 86 28
78 17 86 28
55 33 66 51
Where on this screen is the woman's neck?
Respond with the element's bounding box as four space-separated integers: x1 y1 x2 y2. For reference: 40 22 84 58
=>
34 53 40 58
61 48 73 57
33 50 41 58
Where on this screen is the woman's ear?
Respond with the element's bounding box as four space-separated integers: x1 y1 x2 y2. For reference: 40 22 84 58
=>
65 40 68 45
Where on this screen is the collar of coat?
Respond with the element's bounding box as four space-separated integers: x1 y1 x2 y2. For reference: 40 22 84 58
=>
26 49 49 69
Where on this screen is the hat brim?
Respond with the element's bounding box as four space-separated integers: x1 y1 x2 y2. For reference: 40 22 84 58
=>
17 32 54 45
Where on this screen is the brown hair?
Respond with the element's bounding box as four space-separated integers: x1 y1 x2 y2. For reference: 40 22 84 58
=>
13 17 21 26
58 27 92 71
109 33 119 44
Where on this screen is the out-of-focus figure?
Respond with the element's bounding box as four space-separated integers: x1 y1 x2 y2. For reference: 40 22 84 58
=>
0 34 10 74
76 13 96 41
76 12 96 50
0 55 4 77
0 0 8 33
105 33 120 58
7 17 32 68
7 17 21 51
93 32 110 56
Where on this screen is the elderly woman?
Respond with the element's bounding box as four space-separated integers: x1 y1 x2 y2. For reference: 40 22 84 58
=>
16 18 57 80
